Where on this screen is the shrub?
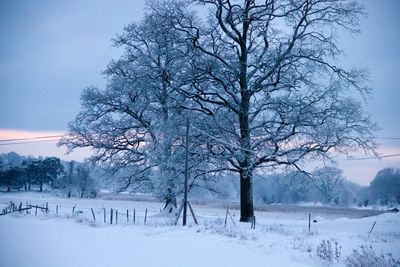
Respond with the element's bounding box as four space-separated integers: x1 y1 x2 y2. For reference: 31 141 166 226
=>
345 245 400 267
316 240 341 262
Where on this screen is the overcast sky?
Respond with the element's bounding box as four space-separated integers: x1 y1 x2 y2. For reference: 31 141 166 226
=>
0 0 399 185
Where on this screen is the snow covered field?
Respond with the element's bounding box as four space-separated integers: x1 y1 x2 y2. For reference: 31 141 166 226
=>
0 192 399 267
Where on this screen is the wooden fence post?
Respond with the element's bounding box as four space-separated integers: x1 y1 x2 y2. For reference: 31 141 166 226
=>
133 209 136 224
144 208 148 224
126 209 129 222
26 202 29 214
103 208 106 223
91 208 96 221
116 210 118 225
308 213 311 232
224 208 229 227
110 208 113 225
56 205 59 216
45 202 48 213
369 220 377 236
35 205 38 216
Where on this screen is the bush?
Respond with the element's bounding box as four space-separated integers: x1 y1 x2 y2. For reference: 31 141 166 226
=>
345 245 400 267
316 239 341 263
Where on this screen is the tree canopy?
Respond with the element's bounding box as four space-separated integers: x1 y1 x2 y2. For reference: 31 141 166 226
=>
61 0 377 221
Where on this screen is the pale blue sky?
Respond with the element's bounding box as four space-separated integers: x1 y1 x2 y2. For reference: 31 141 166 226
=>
0 0 399 185
0 0 145 130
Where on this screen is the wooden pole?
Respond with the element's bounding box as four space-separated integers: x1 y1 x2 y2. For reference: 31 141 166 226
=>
45 202 48 213
91 208 96 221
369 220 377 235
187 201 198 225
228 210 236 227
110 208 113 225
26 202 29 214
35 205 38 216
56 205 59 216
144 208 148 224
133 208 136 224
103 208 106 223
126 209 129 222
308 213 311 232
174 202 184 225
116 210 118 225
183 116 189 226
224 208 229 227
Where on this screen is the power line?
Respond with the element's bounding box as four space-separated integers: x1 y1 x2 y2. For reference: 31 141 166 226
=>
192 125 400 161
345 153 400 161
191 125 255 154
0 135 64 143
375 137 400 140
1 130 399 160
0 139 60 146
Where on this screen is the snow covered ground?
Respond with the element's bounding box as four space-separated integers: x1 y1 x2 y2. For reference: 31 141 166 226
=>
0 192 399 267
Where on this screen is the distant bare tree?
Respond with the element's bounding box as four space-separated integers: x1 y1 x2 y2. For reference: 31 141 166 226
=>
56 161 98 198
312 166 343 204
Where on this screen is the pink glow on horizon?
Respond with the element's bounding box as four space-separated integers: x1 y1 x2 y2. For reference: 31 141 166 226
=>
0 129 92 162
0 129 399 185
0 129 65 139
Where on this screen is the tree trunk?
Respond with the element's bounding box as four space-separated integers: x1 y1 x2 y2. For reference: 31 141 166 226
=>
239 170 254 222
237 25 254 222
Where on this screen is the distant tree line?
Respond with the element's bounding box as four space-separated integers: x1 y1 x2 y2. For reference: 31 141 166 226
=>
191 166 400 208
0 152 98 198
253 167 399 207
2 152 397 207
362 167 400 207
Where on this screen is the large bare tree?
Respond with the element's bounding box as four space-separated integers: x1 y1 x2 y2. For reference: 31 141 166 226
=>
158 0 377 221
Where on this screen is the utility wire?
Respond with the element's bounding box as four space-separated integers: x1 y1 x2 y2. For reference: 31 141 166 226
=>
191 125 255 154
345 153 400 161
0 135 64 142
192 125 400 161
0 139 60 146
1 131 399 160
